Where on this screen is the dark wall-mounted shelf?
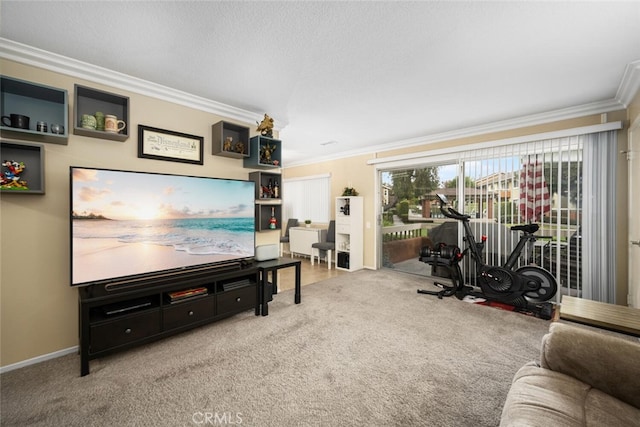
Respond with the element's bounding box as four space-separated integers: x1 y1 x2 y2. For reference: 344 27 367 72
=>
212 121 250 158
243 135 282 169
73 84 130 141
0 140 45 194
249 171 282 231
1 76 68 144
249 171 282 200
255 203 282 232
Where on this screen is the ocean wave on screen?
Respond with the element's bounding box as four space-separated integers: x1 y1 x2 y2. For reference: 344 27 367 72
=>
174 240 250 255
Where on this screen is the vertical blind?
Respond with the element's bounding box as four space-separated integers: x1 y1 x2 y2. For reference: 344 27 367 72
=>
282 174 331 223
457 131 616 303
581 131 617 302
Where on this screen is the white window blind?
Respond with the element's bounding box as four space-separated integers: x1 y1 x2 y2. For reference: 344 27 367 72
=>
282 174 331 223
454 131 616 303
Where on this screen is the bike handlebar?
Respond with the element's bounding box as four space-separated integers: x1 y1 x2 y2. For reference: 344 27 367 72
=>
436 194 470 221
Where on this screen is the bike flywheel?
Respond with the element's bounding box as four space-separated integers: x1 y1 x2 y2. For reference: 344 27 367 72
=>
480 267 514 293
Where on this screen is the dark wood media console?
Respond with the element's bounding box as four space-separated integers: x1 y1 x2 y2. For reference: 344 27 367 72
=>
78 264 259 376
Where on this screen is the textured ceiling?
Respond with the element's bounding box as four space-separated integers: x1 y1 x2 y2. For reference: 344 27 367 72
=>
1 1 639 166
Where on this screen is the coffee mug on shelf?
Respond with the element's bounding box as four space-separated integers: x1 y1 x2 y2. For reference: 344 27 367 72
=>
2 114 31 129
95 112 105 131
81 114 97 130
104 115 126 133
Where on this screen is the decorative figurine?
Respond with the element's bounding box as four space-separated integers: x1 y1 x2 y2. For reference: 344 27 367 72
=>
235 141 245 154
260 141 276 165
256 113 274 138
223 136 233 151
1 160 28 190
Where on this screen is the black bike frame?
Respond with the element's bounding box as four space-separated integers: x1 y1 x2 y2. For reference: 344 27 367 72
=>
438 195 541 273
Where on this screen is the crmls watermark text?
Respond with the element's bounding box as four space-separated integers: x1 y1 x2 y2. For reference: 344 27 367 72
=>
192 412 243 425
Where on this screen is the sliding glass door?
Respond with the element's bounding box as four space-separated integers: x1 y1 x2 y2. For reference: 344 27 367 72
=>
378 136 590 303
379 164 457 277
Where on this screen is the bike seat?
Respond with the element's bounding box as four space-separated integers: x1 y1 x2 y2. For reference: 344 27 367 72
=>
511 224 539 234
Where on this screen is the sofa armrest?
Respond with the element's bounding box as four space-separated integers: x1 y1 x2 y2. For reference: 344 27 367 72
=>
540 322 640 408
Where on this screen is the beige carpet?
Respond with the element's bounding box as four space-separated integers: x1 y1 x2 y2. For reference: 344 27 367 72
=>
0 269 551 426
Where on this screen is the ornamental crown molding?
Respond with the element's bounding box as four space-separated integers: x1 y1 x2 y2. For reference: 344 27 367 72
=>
287 97 626 167
0 37 278 129
616 59 640 107
1 38 637 168
288 65 638 167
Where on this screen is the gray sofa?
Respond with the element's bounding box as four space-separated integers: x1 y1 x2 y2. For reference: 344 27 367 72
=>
500 322 640 426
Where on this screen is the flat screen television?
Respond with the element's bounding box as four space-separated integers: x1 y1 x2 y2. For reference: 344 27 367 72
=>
70 167 255 287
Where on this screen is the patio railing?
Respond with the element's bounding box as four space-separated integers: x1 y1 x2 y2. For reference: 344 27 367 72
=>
382 221 445 242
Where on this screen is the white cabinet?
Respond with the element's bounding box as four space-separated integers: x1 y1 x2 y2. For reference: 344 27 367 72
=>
289 227 326 257
335 196 363 271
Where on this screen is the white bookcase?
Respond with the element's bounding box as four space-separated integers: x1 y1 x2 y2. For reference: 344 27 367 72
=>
335 196 363 271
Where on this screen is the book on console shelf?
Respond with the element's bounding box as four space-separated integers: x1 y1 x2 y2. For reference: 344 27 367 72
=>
168 293 209 304
167 287 208 303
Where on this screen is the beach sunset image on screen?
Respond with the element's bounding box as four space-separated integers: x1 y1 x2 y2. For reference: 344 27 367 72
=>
70 167 255 286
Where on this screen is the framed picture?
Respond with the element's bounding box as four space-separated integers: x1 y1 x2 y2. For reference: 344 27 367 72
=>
138 125 204 165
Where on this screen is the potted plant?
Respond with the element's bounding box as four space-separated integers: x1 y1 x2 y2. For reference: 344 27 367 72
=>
304 219 312 228
342 187 358 196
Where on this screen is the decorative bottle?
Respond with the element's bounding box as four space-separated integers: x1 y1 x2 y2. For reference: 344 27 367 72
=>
273 181 279 198
269 207 277 229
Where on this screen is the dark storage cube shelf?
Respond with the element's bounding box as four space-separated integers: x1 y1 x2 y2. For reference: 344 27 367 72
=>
243 135 282 169
73 84 130 141
1 76 68 144
0 141 45 194
212 121 250 158
255 204 282 232
249 171 282 200
248 171 282 231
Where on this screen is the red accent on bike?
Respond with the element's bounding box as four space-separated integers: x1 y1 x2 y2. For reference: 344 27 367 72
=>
481 235 487 242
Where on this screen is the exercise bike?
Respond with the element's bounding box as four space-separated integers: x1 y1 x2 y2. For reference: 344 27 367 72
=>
418 194 557 313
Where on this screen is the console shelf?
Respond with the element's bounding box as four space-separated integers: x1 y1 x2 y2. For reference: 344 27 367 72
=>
78 264 259 376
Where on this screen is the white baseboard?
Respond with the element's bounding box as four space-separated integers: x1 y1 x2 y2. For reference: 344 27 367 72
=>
0 346 78 374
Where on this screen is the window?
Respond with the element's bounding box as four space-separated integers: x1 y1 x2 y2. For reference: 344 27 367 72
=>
282 174 331 223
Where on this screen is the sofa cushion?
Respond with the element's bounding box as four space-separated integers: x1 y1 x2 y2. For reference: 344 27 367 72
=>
500 363 640 427
585 388 640 426
540 322 640 408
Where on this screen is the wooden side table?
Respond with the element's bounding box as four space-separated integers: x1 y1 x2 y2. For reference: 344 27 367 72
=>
559 295 640 337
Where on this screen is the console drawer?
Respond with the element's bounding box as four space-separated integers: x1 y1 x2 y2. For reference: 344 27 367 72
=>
217 285 256 315
90 309 161 353
163 295 215 330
